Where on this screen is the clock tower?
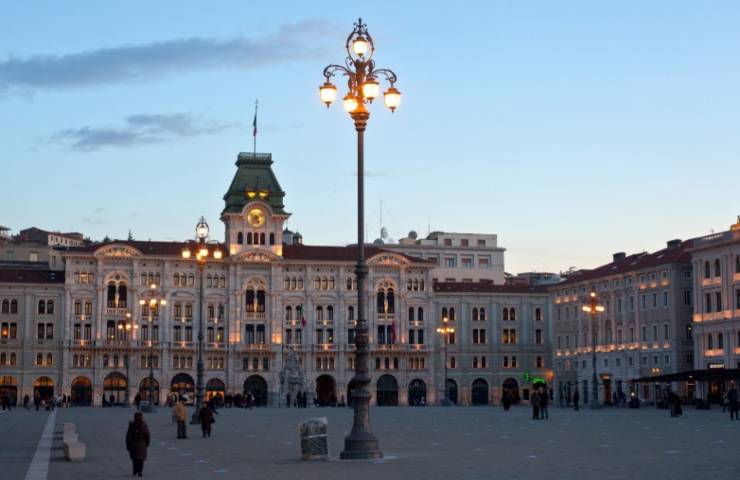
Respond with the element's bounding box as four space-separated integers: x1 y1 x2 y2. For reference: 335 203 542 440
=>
221 152 290 257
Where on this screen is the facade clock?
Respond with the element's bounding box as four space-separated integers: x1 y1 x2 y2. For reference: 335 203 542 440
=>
247 208 265 227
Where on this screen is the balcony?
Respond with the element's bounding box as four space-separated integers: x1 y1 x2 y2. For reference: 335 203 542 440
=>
375 344 403 351
376 313 395 321
240 343 271 352
105 307 129 317
314 343 338 352
245 312 266 320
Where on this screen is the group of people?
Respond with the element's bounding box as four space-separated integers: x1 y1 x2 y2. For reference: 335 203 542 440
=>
285 391 310 408
2 393 69 411
530 388 549 420
126 395 219 477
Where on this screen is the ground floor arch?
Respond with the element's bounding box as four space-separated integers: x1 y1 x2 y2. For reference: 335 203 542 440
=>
376 374 398 406
138 377 160 405
206 378 226 402
503 377 520 404
0 376 18 405
103 372 127 406
472 378 489 406
34 376 55 402
170 373 194 403
316 375 337 406
71 376 92 406
243 375 267 406
408 379 427 406
446 378 458 405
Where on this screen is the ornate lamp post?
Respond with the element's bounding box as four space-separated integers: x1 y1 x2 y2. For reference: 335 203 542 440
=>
318 18 400 460
117 312 137 407
436 317 455 406
181 217 223 424
138 283 166 412
582 291 605 409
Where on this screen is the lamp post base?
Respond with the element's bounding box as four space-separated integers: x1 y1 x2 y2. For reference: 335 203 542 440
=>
340 435 383 460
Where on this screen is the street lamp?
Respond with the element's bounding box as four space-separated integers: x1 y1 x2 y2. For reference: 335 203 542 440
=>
117 312 137 407
582 291 605 409
181 217 223 424
436 317 455 406
139 283 166 412
319 18 400 460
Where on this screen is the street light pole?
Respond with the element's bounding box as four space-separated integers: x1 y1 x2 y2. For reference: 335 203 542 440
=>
319 18 401 461
583 292 604 409
182 218 222 424
437 317 454 405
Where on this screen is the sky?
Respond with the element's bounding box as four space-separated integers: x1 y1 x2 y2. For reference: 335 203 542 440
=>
1 1 739 274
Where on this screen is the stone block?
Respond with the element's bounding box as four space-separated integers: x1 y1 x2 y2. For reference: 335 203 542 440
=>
64 440 86 462
299 417 328 460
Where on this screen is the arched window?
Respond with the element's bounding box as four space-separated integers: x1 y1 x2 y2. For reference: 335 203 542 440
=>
704 261 711 279
38 300 46 314
316 306 324 321
347 306 354 321
236 231 243 244
46 300 54 314
1 300 7 314
536 355 543 368
322 277 328 290
510 308 516 321
260 233 266 245
441 307 448 320
413 279 419 291
327 306 334 321
449 307 455 321
387 289 395 313
408 307 415 322
269 233 275 245
46 353 53 366
707 334 713 350
503 307 509 321
480 308 486 321
245 290 255 312
246 232 252 245
348 278 354 290
173 273 180 286
714 259 721 277
407 279 412 291
418 307 424 322
329 277 335 289
36 353 43 365
285 306 292 321
118 285 127 308
420 279 425 291
718 333 724 349
377 291 385 313
314 277 321 289
450 356 456 369
10 299 17 314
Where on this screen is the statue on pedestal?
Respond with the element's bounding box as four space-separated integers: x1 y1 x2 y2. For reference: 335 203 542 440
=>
279 351 306 407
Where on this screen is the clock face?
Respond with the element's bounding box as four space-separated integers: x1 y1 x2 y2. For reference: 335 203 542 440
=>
247 208 265 227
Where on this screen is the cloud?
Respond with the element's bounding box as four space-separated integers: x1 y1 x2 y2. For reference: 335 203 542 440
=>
0 19 333 95
50 112 236 151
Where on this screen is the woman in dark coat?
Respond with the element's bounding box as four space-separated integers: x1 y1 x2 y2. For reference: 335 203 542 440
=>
126 412 150 476
198 405 214 438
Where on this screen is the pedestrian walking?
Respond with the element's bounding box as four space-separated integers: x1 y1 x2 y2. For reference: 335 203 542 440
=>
502 391 511 411
573 389 580 411
198 404 215 438
23 394 30 411
539 388 549 419
126 412 150 477
727 384 739 421
531 390 541 420
173 398 188 439
667 390 679 417
286 392 291 408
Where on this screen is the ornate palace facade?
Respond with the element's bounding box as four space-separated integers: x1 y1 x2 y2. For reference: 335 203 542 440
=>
0 152 552 407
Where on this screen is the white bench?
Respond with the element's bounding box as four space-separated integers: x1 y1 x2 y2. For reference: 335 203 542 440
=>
63 440 86 462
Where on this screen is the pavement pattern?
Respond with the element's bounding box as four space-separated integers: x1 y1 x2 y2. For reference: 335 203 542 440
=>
0 405 738 480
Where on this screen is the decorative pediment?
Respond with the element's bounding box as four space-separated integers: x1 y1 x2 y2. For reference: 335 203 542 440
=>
95 244 142 258
367 253 410 267
235 250 280 264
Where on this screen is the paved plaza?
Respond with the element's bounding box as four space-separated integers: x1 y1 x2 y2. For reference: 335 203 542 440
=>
1 405 738 480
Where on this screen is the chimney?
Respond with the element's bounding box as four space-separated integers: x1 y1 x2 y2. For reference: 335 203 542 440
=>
612 252 626 262
666 239 682 248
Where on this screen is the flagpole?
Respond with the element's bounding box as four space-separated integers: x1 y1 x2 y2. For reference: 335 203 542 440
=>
253 99 258 157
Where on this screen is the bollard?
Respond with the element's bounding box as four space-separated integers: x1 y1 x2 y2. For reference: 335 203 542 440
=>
299 417 328 460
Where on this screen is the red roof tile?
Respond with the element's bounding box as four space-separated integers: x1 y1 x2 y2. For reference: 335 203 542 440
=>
433 282 548 294
60 240 228 257
555 239 694 287
0 268 64 284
